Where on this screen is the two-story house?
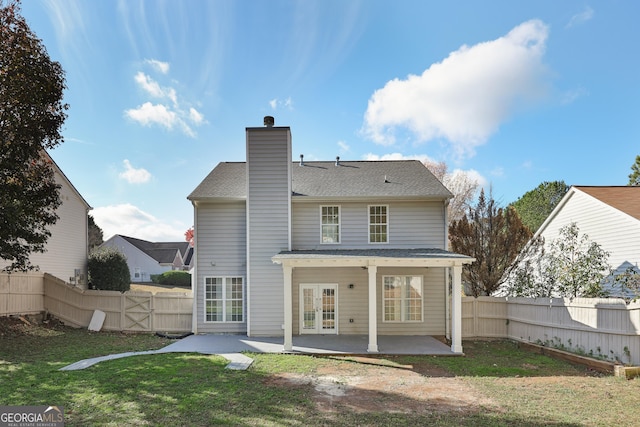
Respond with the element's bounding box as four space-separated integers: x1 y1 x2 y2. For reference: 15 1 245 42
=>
187 117 473 353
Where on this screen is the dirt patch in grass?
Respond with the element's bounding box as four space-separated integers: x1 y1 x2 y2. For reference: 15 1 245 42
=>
129 283 191 294
0 314 65 338
264 359 496 415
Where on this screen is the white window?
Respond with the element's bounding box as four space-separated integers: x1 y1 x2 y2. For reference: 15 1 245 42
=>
205 277 244 322
320 206 340 244
369 205 388 243
382 276 423 322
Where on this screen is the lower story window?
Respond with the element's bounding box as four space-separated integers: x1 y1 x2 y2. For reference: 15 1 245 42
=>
205 277 244 322
383 276 423 322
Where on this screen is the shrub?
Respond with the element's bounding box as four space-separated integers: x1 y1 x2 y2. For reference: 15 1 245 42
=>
150 274 161 284
155 270 191 287
88 247 130 292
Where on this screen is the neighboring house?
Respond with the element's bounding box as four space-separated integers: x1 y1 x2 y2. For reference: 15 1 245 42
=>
99 235 192 283
187 117 474 353
0 152 92 287
520 186 640 297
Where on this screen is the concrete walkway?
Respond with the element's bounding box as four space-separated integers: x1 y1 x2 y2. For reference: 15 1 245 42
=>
60 334 455 372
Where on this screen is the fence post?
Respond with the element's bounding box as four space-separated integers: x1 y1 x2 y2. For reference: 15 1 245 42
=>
120 293 126 330
473 298 478 337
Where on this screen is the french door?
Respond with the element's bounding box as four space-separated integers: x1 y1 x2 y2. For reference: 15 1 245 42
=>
300 284 338 334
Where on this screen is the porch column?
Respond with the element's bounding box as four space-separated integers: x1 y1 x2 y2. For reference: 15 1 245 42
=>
451 265 463 353
367 264 378 352
283 264 293 352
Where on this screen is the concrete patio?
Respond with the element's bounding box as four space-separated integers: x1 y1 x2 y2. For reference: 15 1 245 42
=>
157 334 458 356
60 334 460 372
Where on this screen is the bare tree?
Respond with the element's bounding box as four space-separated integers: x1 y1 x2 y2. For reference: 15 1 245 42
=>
424 160 480 223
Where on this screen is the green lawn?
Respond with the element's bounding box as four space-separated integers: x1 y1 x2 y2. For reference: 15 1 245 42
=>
1 318 639 426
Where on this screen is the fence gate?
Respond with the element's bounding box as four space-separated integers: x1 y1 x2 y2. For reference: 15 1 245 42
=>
124 294 152 331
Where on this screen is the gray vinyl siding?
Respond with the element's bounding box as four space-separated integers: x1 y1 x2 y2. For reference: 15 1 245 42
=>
292 200 446 250
246 127 291 336
290 266 446 336
539 190 640 275
195 201 247 334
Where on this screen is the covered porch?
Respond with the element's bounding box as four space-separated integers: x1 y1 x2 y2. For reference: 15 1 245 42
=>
272 248 474 355
158 333 457 355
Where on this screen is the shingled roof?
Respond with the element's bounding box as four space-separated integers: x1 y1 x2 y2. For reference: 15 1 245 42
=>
188 160 452 200
576 186 640 221
120 235 189 264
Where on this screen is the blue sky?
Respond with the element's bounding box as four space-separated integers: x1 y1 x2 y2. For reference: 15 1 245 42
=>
20 1 640 242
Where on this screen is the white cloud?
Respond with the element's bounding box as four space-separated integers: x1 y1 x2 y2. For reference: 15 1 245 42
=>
119 159 151 184
92 204 186 242
490 167 505 177
560 87 588 104
337 140 350 153
125 102 177 129
189 108 205 125
134 72 164 98
362 20 550 158
134 72 178 105
145 59 170 74
450 168 488 188
268 97 294 110
566 6 594 28
363 152 436 164
126 63 205 137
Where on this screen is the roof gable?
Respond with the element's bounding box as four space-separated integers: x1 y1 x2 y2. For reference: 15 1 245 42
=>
120 235 189 264
535 185 640 238
575 186 640 221
188 160 452 200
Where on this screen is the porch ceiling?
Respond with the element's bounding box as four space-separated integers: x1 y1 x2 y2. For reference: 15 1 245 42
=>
272 248 474 268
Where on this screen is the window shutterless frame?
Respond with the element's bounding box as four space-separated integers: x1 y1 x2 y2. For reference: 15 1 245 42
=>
368 205 389 244
320 205 341 244
204 276 244 323
382 275 423 322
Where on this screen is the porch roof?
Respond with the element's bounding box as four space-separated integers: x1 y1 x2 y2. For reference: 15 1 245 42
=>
272 248 474 268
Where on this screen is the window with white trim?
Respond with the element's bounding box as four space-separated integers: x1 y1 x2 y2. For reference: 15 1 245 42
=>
382 276 423 322
205 277 244 322
369 205 388 243
320 206 340 243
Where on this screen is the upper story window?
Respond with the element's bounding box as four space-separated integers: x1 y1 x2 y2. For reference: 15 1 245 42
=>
369 205 388 243
320 206 340 244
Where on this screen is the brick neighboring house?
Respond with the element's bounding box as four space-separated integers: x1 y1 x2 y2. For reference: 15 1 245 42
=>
187 117 474 353
99 235 193 283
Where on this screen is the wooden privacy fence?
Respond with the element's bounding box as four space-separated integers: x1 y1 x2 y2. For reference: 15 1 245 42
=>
0 273 193 333
462 296 640 366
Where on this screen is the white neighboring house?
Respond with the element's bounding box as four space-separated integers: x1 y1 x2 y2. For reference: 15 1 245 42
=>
99 235 193 283
187 117 474 354
0 152 91 287
531 186 640 296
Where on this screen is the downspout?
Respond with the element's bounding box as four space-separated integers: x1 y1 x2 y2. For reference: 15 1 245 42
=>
191 200 198 334
444 198 451 340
